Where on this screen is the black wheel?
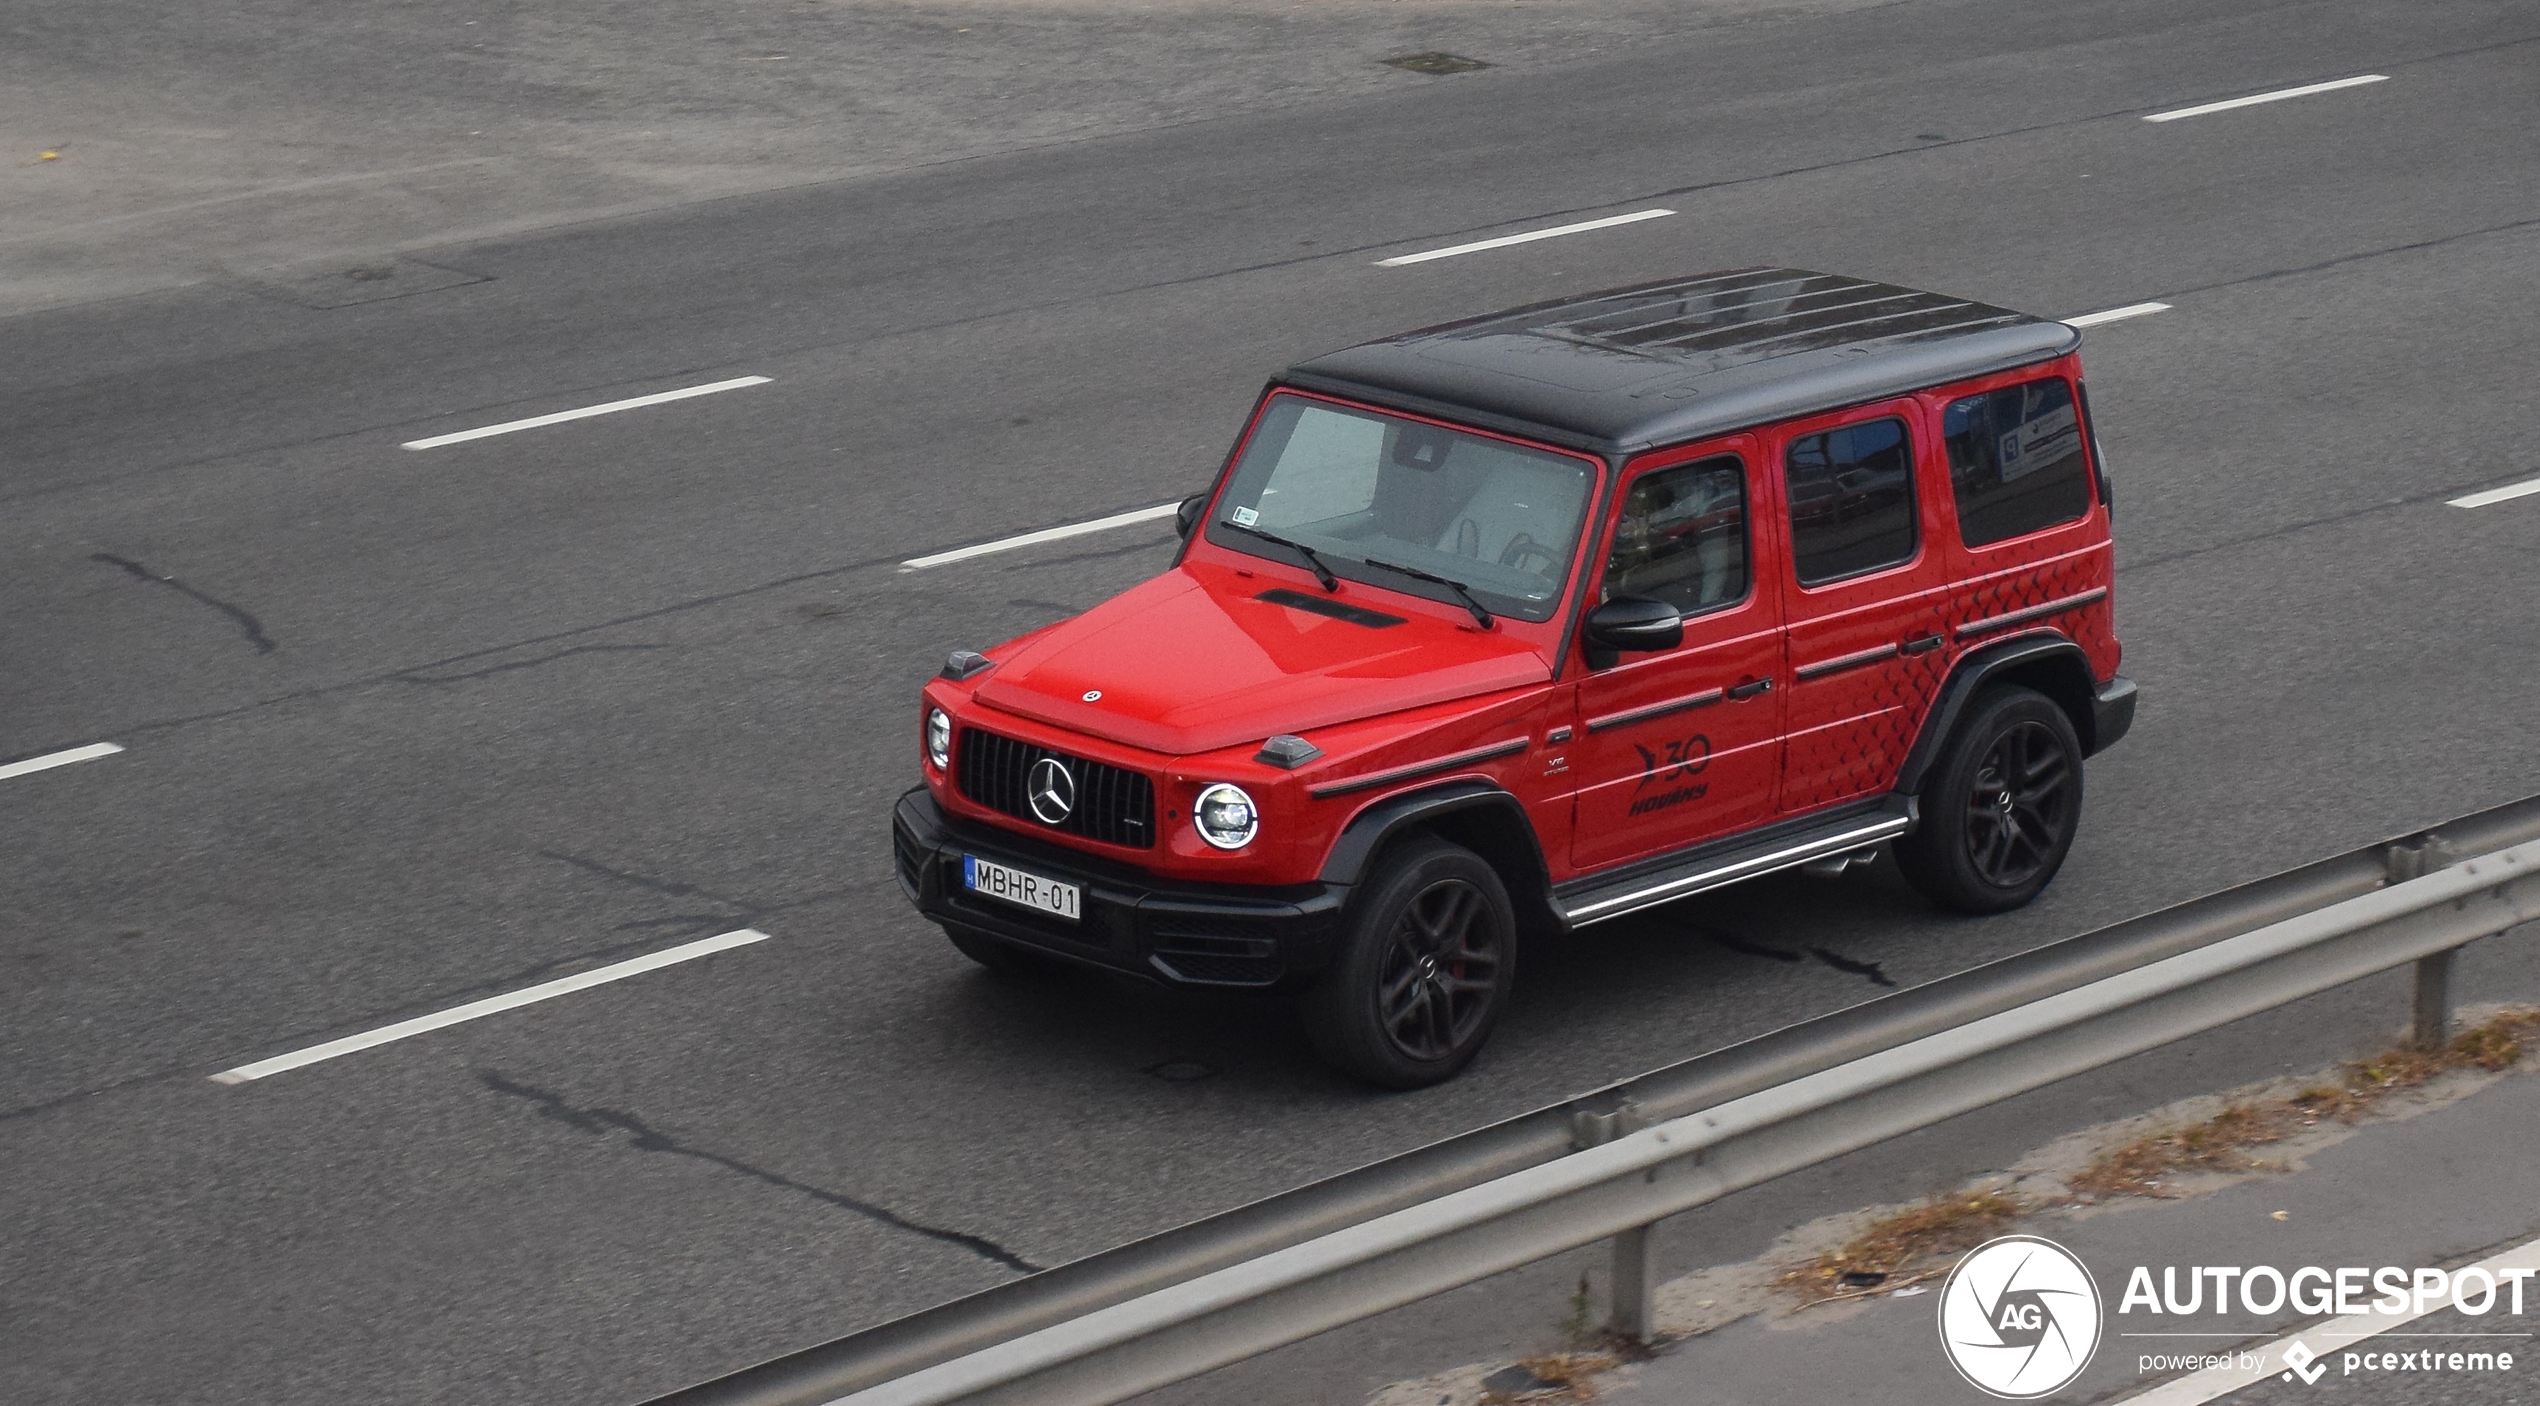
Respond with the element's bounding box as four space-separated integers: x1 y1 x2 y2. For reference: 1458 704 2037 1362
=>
1303 836 1515 1089
1896 686 2083 914
942 923 1061 980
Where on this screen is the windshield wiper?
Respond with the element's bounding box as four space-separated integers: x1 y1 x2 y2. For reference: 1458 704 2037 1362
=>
1360 557 1495 629
1220 521 1340 592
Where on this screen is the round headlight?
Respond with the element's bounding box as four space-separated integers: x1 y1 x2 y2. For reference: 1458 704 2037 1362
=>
925 708 952 770
1193 783 1259 850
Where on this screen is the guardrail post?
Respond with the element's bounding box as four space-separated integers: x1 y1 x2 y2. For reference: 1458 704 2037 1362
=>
1572 1100 1654 1341
2414 949 2457 1051
2386 838 2458 1051
1610 1222 1656 1342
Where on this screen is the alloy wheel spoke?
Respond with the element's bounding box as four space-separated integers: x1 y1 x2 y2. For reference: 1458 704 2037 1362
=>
1386 982 1430 1036
1377 878 1500 1060
1975 814 2016 878
2002 812 2043 865
1432 885 1474 941
1407 901 1446 949
1423 979 1456 1051
2013 796 2061 845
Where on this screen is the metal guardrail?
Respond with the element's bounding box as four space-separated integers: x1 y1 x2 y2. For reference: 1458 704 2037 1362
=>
652 793 2540 1406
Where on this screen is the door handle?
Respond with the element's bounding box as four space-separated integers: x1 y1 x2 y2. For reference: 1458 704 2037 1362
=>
1727 677 1773 700
1901 633 1945 655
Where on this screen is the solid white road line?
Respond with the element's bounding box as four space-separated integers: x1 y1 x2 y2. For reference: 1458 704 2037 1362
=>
2450 476 2540 509
400 376 772 449
0 742 125 782
902 501 1183 570
2066 302 2172 327
2143 74 2388 123
208 928 770 1084
2117 1231 2540 1404
1375 209 1676 267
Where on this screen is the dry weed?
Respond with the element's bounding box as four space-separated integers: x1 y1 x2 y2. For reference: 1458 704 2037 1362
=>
1784 1188 2026 1302
2076 1008 2540 1198
1482 1352 1619 1404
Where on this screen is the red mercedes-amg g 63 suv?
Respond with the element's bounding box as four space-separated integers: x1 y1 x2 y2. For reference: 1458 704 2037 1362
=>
895 268 2135 1087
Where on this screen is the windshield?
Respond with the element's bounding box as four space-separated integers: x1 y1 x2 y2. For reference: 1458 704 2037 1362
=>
1204 394 1598 622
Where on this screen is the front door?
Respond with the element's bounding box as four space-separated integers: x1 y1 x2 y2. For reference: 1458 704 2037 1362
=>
1571 446 1784 871
1772 400 1951 814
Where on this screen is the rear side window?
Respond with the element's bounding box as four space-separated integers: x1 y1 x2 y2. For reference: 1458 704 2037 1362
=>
1943 378 2093 546
1605 455 1748 615
1784 417 1916 586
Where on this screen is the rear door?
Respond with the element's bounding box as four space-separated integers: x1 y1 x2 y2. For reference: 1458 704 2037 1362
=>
1570 441 1784 871
1771 399 1952 814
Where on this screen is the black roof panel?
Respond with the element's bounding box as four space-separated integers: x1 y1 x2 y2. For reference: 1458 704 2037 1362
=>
1280 268 2081 453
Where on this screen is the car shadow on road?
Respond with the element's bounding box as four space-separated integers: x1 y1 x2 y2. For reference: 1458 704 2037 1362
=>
896 865 1978 1105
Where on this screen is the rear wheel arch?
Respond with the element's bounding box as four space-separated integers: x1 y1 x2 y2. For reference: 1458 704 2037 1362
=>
1898 635 2101 795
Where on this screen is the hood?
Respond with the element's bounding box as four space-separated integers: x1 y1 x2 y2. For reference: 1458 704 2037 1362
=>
972 566 1552 755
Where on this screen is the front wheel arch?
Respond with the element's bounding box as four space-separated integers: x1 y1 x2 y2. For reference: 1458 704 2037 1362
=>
1317 781 1563 940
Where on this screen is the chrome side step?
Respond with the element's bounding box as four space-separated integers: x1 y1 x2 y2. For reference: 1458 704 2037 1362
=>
1558 798 1917 928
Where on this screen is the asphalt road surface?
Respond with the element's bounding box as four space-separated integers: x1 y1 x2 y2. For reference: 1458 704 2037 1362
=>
5 1 2539 1403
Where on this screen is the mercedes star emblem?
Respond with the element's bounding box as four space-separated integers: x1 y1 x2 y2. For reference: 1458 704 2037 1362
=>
1027 757 1076 824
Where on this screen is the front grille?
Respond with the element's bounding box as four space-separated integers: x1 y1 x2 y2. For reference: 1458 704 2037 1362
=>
956 728 1155 848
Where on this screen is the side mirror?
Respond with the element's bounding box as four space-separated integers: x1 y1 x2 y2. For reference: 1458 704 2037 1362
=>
1583 596 1682 669
1176 492 1209 541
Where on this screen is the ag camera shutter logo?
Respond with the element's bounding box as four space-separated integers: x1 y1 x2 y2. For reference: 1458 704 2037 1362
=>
1939 1235 2103 1398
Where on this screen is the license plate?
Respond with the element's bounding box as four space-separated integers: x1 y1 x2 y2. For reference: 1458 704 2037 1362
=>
962 855 1081 922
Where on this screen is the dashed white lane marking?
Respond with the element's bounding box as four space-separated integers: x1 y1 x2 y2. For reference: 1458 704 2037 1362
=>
1375 209 1676 267
2143 74 2387 123
208 928 770 1084
902 501 1182 570
2066 302 2172 327
2117 1230 2540 1403
0 742 124 782
400 376 772 450
2450 476 2540 509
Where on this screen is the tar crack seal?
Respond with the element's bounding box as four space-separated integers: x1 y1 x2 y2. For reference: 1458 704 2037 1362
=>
91 553 277 653
479 1072 1043 1274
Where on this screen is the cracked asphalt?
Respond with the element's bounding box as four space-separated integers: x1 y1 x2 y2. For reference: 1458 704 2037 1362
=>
4 0 2539 1403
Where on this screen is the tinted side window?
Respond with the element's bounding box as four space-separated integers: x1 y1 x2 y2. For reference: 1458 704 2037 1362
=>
1784 417 1916 586
1944 378 2092 546
1605 455 1748 615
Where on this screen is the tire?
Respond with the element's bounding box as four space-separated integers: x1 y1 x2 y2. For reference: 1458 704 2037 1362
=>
1895 686 2084 915
1303 836 1516 1089
942 923 1062 980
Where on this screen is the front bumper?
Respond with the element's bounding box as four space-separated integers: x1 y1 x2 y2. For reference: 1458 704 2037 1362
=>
893 788 1348 987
